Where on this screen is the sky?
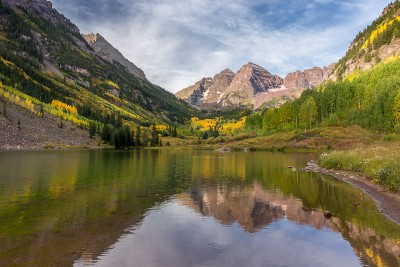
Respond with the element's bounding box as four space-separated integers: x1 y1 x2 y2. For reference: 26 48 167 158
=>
51 0 392 93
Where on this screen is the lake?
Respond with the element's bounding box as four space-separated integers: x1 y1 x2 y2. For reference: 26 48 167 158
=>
0 150 399 267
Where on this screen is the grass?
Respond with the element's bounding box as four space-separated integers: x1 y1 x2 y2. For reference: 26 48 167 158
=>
319 142 400 192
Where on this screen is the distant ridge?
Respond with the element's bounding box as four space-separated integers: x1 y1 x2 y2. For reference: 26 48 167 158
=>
176 62 335 110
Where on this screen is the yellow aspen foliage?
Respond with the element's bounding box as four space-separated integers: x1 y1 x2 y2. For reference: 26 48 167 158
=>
51 100 78 114
107 80 120 89
362 16 400 49
0 87 35 114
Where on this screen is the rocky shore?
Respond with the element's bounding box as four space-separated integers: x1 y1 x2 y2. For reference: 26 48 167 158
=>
305 161 400 225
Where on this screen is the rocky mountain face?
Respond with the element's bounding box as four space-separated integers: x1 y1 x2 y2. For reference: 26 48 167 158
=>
83 33 146 79
0 0 193 128
222 63 284 107
176 62 334 110
284 64 335 90
3 0 79 34
331 1 400 80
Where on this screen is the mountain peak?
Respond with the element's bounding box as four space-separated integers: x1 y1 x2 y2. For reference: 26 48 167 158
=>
3 0 80 34
82 33 146 79
220 68 234 74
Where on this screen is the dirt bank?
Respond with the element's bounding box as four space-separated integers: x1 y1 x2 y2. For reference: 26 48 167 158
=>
0 101 103 150
305 161 400 225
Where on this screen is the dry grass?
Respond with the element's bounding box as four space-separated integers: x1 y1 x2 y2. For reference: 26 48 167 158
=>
320 142 400 191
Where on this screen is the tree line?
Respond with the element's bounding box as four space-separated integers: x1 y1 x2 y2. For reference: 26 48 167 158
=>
245 59 400 133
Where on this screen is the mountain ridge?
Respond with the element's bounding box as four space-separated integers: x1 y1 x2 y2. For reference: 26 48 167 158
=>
0 0 194 148
176 62 335 110
82 33 146 80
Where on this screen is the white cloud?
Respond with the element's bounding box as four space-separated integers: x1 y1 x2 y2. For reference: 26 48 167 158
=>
52 0 392 93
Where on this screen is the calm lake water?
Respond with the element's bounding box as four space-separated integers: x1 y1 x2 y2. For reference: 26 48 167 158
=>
0 150 399 267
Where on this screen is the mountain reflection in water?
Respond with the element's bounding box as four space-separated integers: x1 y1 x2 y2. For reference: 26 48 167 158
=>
0 150 399 267
180 183 335 233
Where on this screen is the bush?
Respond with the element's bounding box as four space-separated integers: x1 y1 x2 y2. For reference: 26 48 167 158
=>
381 133 398 141
326 114 340 126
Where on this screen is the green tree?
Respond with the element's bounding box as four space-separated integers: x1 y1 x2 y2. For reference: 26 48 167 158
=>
2 100 6 117
202 131 208 140
135 126 142 146
101 124 112 143
213 125 219 138
150 123 159 147
89 122 96 138
40 104 44 118
299 97 318 130
394 90 400 124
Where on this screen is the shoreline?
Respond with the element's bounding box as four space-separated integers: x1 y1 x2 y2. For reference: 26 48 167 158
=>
305 161 400 225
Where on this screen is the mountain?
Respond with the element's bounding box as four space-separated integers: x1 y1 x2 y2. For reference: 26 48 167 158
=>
331 1 400 80
82 33 146 80
222 62 284 107
255 64 335 109
0 0 193 148
176 62 334 110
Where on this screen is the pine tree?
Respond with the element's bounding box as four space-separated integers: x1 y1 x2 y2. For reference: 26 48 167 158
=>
150 123 159 146
135 126 142 146
89 122 96 138
40 104 44 118
213 126 219 138
2 100 6 117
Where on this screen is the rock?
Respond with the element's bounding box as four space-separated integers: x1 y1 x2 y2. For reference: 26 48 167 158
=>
176 62 284 109
222 62 284 107
217 146 231 153
108 89 120 98
82 33 146 79
324 211 333 219
3 0 80 34
176 62 335 110
283 65 335 91
302 206 312 212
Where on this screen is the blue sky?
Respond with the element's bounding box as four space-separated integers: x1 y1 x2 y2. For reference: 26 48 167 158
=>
51 0 392 93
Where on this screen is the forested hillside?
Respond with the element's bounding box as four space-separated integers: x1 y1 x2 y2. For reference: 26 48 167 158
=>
245 58 400 133
332 1 400 80
0 0 194 148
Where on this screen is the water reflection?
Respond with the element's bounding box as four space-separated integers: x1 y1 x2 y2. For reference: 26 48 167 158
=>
181 183 336 233
0 150 399 267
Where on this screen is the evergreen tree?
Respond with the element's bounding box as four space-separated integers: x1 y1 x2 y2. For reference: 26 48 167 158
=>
2 100 6 117
202 131 208 140
89 122 96 138
213 125 219 138
150 123 159 147
101 124 112 143
171 126 178 137
135 126 142 146
40 104 44 118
